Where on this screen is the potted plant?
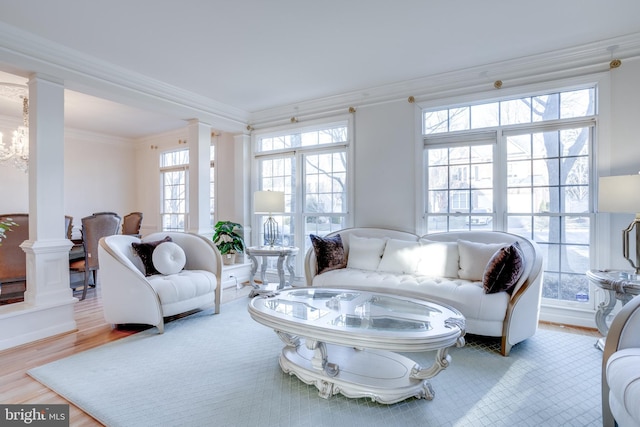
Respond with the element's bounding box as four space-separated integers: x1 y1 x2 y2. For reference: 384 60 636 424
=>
213 220 245 265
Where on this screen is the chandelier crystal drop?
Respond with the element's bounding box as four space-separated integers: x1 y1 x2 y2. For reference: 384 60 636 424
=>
0 85 29 173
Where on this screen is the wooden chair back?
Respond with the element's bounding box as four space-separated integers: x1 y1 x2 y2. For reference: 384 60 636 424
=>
122 212 143 236
81 213 121 271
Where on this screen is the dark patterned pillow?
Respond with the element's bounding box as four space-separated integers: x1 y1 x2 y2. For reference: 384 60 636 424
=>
482 241 525 294
132 236 173 276
310 234 347 275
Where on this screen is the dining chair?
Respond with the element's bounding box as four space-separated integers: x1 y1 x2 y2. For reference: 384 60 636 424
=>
70 212 121 300
64 215 73 239
122 212 143 237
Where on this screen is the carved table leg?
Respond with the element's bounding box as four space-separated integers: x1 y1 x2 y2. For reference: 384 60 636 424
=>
285 253 296 287
276 254 286 290
248 253 258 288
595 289 617 336
260 256 269 286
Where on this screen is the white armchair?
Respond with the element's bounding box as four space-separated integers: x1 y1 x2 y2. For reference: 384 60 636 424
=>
98 231 222 333
602 294 640 427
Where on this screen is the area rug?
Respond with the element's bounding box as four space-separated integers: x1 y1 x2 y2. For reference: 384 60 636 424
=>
28 297 603 427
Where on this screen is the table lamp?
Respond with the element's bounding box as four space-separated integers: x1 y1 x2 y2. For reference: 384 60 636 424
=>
254 190 285 247
598 173 640 274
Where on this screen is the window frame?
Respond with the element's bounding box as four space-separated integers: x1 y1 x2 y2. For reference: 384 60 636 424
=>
251 116 354 278
419 77 602 320
159 143 217 232
160 148 189 232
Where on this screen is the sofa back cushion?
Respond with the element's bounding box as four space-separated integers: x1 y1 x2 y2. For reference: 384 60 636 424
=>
377 239 422 274
347 235 387 270
415 240 460 278
457 239 506 281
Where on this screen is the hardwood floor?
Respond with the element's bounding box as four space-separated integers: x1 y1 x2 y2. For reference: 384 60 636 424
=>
0 285 599 426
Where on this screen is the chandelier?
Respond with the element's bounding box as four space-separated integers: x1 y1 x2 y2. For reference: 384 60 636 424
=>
0 83 29 172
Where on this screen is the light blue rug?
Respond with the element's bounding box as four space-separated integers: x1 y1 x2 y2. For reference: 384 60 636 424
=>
28 297 603 427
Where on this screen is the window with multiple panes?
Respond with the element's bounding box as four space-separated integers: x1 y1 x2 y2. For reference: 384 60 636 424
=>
160 149 189 231
423 87 595 306
160 144 216 232
254 120 351 274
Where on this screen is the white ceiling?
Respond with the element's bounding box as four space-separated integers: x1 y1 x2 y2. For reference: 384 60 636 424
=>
1 0 639 138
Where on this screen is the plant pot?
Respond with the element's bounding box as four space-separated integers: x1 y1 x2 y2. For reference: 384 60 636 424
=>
222 253 236 265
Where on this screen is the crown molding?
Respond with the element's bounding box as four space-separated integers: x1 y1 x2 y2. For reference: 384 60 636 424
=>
2 20 640 133
0 22 249 132
250 32 640 126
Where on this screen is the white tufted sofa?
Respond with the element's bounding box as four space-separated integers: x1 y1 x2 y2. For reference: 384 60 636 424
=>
98 231 222 333
305 228 543 356
602 294 640 427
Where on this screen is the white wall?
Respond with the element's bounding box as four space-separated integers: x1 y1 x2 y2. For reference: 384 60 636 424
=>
353 100 417 232
0 126 137 238
214 132 242 224
63 129 136 237
600 57 640 271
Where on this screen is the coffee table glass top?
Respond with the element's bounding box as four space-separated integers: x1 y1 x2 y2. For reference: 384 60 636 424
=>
251 288 464 339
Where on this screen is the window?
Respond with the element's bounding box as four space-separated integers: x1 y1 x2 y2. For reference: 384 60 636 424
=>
254 120 351 275
423 87 595 306
160 144 216 232
160 149 189 231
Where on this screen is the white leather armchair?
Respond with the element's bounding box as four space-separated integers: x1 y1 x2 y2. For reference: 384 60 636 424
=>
98 231 222 333
602 294 640 427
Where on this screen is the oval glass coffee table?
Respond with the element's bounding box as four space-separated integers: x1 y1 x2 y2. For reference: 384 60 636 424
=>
248 288 466 404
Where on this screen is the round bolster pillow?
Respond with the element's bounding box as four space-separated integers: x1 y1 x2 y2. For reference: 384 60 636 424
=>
152 241 187 275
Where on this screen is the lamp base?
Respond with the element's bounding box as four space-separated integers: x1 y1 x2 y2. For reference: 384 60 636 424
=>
264 216 279 247
622 215 640 275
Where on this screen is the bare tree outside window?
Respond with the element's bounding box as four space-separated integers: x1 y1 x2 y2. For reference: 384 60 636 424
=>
424 87 594 303
255 122 349 263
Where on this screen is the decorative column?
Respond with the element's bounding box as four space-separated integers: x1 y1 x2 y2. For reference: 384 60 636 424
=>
234 133 251 244
0 75 76 351
187 119 212 237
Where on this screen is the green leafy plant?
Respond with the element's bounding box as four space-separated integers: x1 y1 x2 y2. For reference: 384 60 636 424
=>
0 218 18 246
213 221 245 255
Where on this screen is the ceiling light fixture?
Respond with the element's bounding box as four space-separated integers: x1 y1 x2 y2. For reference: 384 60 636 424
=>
0 83 29 172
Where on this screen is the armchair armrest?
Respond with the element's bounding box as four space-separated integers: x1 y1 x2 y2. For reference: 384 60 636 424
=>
602 295 640 427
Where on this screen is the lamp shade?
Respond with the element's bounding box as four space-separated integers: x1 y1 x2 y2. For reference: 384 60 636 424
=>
254 191 285 214
598 174 640 213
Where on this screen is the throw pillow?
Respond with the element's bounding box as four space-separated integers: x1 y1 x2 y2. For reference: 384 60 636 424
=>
377 239 421 274
132 236 172 276
310 234 347 275
457 239 506 281
152 241 187 275
483 241 525 294
346 235 387 271
415 240 460 277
